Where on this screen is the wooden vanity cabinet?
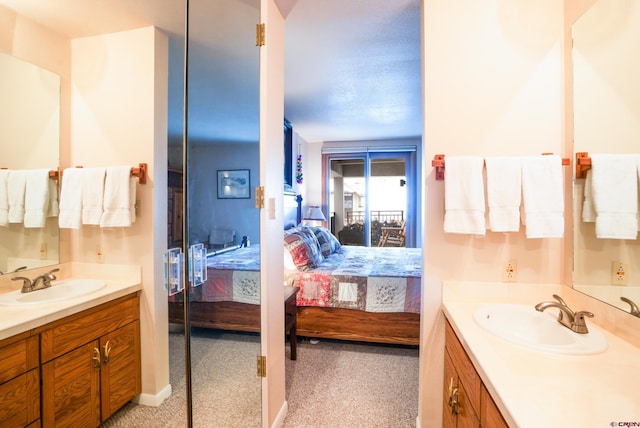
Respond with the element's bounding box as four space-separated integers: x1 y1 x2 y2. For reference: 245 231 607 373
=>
444 320 508 428
0 332 40 427
41 293 141 427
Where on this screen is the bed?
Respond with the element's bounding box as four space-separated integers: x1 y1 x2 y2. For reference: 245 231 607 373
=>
286 244 421 346
168 194 422 347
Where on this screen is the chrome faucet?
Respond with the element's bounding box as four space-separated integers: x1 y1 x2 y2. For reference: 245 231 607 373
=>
535 294 594 334
12 268 60 293
621 297 640 318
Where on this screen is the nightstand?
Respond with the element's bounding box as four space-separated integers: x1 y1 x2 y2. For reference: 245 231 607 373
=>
284 286 299 360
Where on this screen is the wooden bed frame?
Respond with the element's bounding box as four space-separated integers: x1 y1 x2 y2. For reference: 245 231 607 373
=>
167 193 420 348
296 307 420 346
168 301 420 347
169 301 260 333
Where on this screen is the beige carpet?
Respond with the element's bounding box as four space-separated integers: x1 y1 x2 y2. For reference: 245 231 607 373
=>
282 338 419 427
101 328 419 428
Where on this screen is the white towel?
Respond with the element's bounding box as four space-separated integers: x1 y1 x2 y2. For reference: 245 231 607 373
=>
0 169 10 226
47 178 59 218
58 168 84 229
590 154 638 239
100 166 136 228
82 167 106 225
23 169 50 228
485 156 522 232
521 155 564 238
582 169 596 222
7 170 27 223
443 156 486 235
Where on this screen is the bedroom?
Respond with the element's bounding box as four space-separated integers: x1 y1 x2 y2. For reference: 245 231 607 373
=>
166 0 424 425
2 0 640 427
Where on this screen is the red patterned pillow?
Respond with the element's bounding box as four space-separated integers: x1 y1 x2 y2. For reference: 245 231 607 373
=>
284 227 323 270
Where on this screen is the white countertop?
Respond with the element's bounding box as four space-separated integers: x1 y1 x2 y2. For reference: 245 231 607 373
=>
443 282 640 427
0 262 142 341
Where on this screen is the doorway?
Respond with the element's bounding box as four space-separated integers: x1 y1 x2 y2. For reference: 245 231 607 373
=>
325 150 417 248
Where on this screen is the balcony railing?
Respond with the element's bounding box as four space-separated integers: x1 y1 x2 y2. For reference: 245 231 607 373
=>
344 210 403 225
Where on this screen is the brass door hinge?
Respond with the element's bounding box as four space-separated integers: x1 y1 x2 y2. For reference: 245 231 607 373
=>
257 355 267 377
256 23 265 46
255 186 265 209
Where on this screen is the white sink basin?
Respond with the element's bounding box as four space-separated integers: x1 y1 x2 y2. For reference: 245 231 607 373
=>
0 279 106 306
473 304 608 355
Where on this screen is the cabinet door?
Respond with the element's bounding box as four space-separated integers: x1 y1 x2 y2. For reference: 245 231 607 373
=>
42 341 101 428
443 350 458 428
481 384 508 428
0 369 39 427
456 380 479 428
99 321 141 422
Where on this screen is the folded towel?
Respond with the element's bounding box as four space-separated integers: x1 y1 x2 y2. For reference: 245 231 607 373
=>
590 154 638 239
100 166 136 228
521 155 564 238
0 169 10 226
443 156 486 235
582 169 596 222
23 169 50 228
58 168 84 229
7 170 27 223
485 156 522 232
82 167 105 225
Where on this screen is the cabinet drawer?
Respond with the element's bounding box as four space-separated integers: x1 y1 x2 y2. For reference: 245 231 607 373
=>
0 369 40 426
41 294 139 362
445 320 481 416
0 334 39 384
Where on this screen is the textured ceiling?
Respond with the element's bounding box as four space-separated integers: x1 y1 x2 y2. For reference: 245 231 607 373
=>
0 0 422 143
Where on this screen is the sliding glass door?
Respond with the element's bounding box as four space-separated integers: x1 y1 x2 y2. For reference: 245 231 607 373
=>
327 150 416 248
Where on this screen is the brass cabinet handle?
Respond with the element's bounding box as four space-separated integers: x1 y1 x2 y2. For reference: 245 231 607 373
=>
103 340 112 364
447 377 461 416
93 348 101 370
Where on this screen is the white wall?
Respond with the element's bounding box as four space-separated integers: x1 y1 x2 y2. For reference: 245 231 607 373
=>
419 0 566 426
69 26 170 403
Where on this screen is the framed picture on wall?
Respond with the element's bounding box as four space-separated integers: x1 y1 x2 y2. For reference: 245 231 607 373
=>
217 169 250 199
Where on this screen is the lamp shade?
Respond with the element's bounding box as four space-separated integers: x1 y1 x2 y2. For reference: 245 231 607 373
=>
303 205 326 221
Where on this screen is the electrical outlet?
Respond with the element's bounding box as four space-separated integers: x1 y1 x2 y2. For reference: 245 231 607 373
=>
502 260 517 283
611 261 628 285
39 243 47 260
96 247 105 263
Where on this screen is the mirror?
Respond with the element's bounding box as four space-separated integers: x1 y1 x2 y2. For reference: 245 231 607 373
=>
183 0 262 424
572 0 640 317
0 51 60 275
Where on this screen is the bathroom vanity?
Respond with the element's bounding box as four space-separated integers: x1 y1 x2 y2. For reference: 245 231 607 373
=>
442 281 640 427
0 264 142 427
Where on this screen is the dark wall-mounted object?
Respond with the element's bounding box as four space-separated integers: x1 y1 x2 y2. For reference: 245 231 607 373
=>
284 118 293 190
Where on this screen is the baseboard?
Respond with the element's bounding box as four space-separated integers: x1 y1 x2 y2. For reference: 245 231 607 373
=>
416 415 421 428
132 383 172 407
271 400 288 428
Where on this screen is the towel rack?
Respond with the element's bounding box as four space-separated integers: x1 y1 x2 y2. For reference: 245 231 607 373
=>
431 154 571 181
575 152 591 180
1 167 61 181
53 163 148 184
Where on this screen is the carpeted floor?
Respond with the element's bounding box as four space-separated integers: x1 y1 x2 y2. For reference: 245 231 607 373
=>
101 328 419 427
